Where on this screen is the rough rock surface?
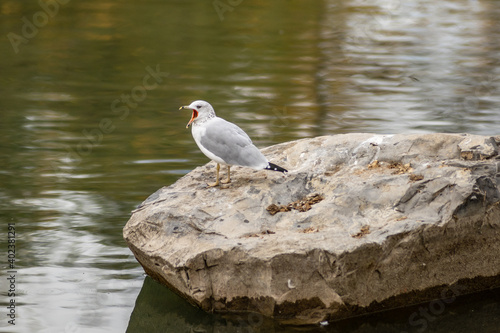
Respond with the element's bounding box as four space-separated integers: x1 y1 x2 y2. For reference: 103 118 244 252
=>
123 133 500 325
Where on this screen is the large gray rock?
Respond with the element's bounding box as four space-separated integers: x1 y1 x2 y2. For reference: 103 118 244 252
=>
123 133 500 325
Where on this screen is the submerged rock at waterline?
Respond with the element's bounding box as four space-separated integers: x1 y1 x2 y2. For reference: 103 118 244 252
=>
123 133 500 325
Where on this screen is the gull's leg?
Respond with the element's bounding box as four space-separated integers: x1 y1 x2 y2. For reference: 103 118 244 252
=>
207 163 220 187
221 166 231 184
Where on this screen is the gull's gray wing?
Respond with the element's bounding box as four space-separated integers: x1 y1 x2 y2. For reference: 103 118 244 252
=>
199 117 268 169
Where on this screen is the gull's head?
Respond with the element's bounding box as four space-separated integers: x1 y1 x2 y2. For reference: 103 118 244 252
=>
179 100 215 128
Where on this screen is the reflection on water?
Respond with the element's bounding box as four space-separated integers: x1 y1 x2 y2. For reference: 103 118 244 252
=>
129 278 500 332
1 0 499 331
317 0 500 135
3 189 143 332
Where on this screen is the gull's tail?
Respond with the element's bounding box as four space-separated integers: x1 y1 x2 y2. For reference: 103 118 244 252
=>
265 163 288 173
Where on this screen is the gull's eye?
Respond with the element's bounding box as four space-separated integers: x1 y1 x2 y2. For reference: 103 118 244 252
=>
196 105 202 109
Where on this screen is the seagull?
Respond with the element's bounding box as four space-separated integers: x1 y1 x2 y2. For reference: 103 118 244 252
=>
179 100 287 187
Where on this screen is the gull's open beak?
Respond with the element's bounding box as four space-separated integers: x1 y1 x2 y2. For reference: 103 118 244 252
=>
179 105 198 128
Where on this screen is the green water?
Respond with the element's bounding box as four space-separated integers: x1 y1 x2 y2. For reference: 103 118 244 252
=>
0 0 499 332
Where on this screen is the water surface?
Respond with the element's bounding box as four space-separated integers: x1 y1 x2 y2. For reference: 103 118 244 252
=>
1 0 499 332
